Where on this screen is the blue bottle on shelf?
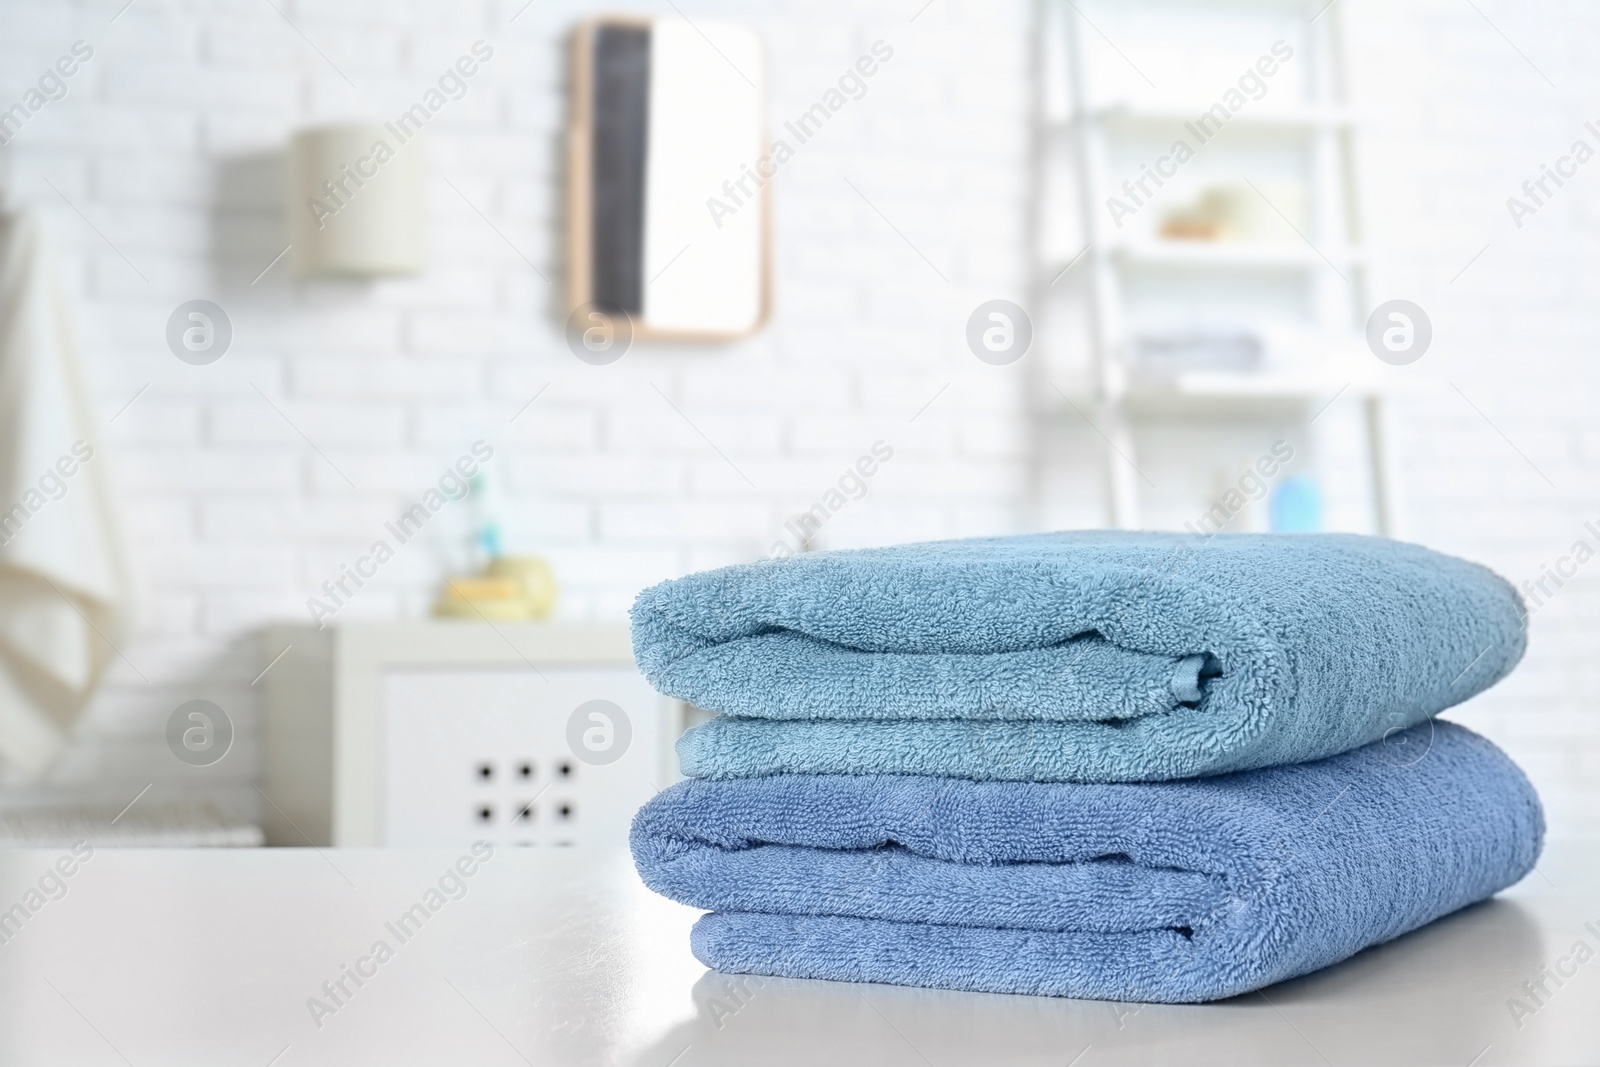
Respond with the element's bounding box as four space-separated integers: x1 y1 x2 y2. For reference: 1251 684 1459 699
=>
1271 476 1323 533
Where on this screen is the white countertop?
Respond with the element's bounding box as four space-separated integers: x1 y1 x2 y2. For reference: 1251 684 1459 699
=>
0 843 1596 1066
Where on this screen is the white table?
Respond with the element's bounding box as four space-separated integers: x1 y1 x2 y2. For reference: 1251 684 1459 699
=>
0 844 1595 1066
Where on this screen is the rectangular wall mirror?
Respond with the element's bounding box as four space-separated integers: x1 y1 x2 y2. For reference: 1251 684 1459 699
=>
567 15 769 340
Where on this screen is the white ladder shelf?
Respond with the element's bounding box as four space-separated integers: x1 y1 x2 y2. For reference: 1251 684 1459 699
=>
1038 0 1400 536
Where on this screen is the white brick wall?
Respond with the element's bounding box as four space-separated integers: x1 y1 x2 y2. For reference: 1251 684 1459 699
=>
1342 0 1600 838
1 0 1595 839
0 0 1034 823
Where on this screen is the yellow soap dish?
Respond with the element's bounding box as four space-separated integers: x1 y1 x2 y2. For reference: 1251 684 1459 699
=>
433 577 532 620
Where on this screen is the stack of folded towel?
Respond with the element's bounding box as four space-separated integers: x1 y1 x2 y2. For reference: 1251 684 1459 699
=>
629 532 1544 1002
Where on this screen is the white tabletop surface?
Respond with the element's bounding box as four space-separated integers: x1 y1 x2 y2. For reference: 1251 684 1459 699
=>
1 843 1596 1066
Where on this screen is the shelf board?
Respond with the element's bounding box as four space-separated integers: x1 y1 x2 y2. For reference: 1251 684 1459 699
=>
1136 369 1379 397
1099 239 1367 271
1055 367 1395 416
1050 102 1355 132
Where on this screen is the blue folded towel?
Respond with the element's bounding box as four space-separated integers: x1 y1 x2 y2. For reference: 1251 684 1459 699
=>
631 722 1543 1002
631 532 1525 782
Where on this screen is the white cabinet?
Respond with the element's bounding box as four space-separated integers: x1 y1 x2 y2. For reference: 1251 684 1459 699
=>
260 622 684 847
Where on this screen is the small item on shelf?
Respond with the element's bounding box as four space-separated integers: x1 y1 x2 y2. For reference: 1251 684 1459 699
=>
1157 211 1223 241
486 555 560 619
433 557 560 621
1158 181 1308 244
1131 331 1262 372
1158 199 1222 242
465 470 501 573
434 577 531 620
1158 187 1230 242
1271 476 1324 532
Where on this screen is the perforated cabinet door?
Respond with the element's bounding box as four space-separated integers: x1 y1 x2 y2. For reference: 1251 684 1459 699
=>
379 667 664 847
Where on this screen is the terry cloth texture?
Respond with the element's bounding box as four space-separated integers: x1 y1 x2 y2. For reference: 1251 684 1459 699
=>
631 532 1526 782
631 722 1543 1002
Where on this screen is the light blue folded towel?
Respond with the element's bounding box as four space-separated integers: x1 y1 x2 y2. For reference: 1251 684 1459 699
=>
631 532 1526 782
631 722 1543 1002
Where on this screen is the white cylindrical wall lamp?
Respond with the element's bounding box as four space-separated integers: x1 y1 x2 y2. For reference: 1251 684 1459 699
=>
287 122 425 277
